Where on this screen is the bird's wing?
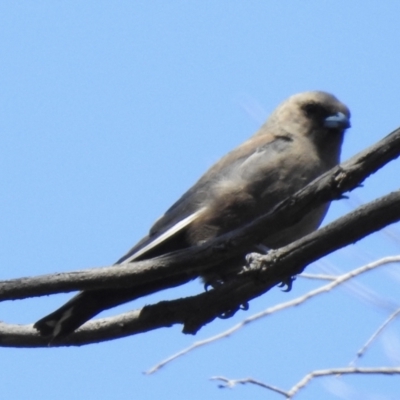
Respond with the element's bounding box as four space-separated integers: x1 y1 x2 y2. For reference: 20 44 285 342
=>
116 132 290 263
117 208 206 263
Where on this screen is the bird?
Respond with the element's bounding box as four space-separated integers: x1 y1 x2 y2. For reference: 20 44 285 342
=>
34 91 351 339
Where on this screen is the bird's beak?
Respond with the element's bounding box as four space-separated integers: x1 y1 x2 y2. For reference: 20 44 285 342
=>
324 112 351 129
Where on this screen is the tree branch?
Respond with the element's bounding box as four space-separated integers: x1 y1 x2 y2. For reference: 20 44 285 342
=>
0 127 400 347
2 193 400 347
1 127 400 302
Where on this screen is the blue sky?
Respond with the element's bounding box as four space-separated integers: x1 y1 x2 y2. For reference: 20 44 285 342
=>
1 2 400 399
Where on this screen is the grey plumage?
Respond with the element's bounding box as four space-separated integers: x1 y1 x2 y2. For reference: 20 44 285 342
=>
34 91 351 339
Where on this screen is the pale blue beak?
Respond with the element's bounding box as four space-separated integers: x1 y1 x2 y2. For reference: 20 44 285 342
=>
324 112 351 129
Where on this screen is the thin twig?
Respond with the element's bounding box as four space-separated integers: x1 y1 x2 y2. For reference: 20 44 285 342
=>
212 367 400 399
350 307 400 366
210 376 289 397
288 367 400 398
298 273 338 281
145 256 400 374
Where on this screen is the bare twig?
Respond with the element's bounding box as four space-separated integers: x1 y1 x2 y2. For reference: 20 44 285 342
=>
288 367 400 398
350 307 400 366
145 256 400 373
298 272 337 281
212 367 400 399
210 376 289 397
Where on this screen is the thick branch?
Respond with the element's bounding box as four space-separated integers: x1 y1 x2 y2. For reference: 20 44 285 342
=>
2 189 400 347
1 127 400 302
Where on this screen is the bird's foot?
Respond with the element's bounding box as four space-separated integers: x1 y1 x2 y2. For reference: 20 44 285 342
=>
244 252 266 272
218 301 249 319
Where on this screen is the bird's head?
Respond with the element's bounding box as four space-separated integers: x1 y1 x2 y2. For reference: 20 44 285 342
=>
269 91 350 136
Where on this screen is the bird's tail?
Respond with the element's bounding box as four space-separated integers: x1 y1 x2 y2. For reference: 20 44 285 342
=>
34 272 194 340
33 290 125 339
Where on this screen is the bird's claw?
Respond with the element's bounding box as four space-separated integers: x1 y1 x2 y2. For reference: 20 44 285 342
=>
204 279 224 291
278 276 296 292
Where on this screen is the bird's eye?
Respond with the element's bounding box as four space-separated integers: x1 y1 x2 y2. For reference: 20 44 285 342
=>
302 102 330 119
